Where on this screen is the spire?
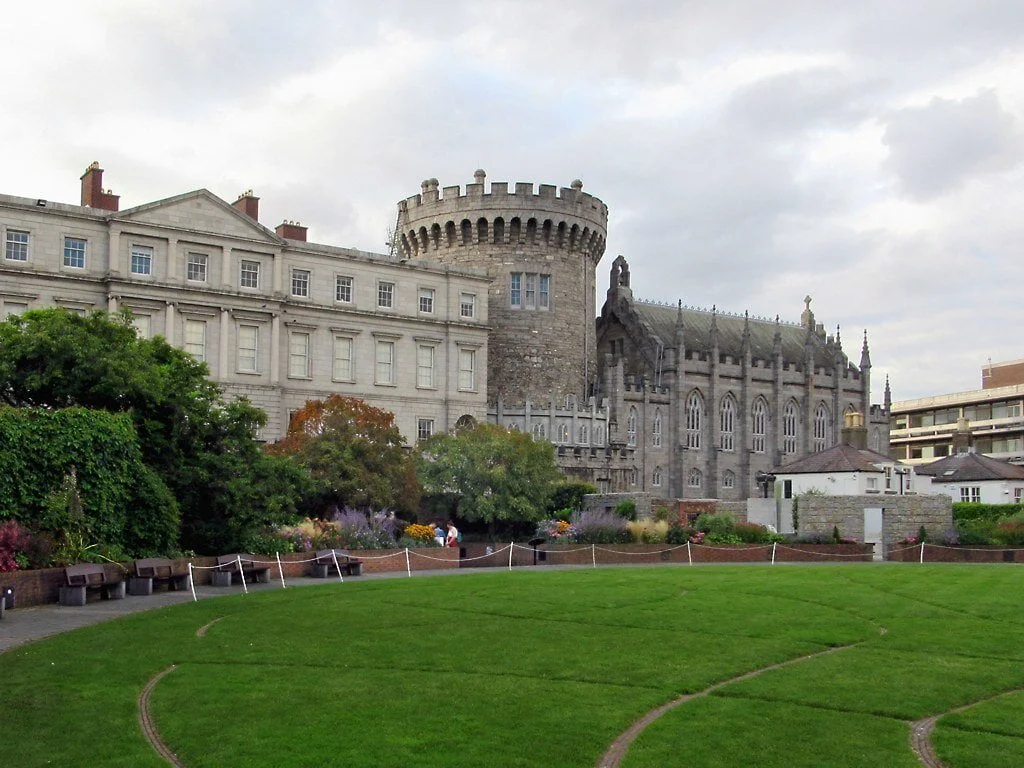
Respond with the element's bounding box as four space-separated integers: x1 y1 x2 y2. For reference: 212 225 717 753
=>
884 374 892 411
741 310 751 353
709 305 719 348
674 300 685 346
860 329 871 370
773 314 782 356
835 324 842 351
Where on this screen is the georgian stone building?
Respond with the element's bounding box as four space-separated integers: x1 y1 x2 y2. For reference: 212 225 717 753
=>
0 164 490 441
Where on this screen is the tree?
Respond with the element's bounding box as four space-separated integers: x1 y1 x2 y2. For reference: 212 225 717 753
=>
269 395 420 516
417 423 561 529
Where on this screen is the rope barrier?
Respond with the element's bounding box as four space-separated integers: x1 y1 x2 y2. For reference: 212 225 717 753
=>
774 544 875 559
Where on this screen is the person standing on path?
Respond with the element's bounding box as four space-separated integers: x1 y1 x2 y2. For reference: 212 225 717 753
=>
446 521 460 548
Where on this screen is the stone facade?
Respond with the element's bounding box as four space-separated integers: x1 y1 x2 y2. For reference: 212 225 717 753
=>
797 494 952 551
0 165 491 442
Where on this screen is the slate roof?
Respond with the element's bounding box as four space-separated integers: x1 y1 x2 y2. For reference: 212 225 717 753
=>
915 452 1024 483
773 443 893 474
631 302 851 370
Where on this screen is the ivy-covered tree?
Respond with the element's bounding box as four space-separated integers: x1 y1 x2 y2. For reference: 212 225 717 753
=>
417 423 561 530
268 395 420 516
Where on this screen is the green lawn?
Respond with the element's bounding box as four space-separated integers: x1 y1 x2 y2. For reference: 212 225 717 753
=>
2 565 1023 767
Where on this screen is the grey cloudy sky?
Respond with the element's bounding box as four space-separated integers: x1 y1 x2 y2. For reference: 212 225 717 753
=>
3 1 1023 403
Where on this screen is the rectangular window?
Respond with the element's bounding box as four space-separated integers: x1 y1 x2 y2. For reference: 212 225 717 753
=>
132 315 151 339
130 245 153 275
64 237 86 268
417 344 435 388
5 230 29 261
288 332 311 378
3 302 28 317
332 336 354 381
335 275 353 303
524 273 536 309
378 281 395 309
240 260 260 289
375 340 395 384
460 292 476 319
459 348 476 391
1015 488 1023 504
538 275 550 309
510 273 522 308
417 418 434 441
959 486 981 503
418 288 434 314
238 325 259 372
186 253 208 282
291 269 310 297
184 319 206 362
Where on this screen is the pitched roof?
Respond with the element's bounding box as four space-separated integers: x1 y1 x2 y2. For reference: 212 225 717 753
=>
773 443 893 474
915 452 1024 482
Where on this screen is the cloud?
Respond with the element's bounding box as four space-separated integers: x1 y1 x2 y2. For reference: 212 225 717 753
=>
882 90 1024 199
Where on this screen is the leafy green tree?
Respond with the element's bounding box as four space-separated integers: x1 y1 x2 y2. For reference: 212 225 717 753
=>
548 481 598 517
417 423 561 530
268 395 420 517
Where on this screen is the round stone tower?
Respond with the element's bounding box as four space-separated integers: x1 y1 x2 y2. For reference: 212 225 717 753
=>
397 170 608 406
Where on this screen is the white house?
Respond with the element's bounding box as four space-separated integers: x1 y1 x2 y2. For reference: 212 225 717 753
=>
915 452 1024 504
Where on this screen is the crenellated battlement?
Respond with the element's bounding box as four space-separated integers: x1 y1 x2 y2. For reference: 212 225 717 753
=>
397 170 608 263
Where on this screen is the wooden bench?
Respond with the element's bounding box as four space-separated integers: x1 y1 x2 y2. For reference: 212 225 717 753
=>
129 558 190 596
211 554 271 586
311 549 364 578
59 563 126 606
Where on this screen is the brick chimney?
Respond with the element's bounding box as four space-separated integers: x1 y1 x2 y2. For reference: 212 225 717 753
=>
232 190 259 221
275 220 307 242
841 412 868 450
80 162 120 211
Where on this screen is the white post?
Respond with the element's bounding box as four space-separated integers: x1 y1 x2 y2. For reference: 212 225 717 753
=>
331 550 345 582
592 543 597 568
508 541 514 571
771 542 777 565
188 562 197 602
236 555 248 594
276 553 286 588
687 540 692 566
405 547 412 577
920 542 925 564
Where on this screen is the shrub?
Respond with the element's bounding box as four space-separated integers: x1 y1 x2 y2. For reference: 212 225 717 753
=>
614 500 637 521
953 502 1024 522
547 482 597 515
626 519 668 544
570 509 629 544
403 523 436 544
734 522 782 544
994 518 1024 547
666 523 690 545
956 517 996 545
536 519 576 541
0 519 29 572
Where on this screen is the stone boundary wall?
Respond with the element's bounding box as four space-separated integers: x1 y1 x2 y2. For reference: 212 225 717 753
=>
888 544 1024 563
797 494 953 547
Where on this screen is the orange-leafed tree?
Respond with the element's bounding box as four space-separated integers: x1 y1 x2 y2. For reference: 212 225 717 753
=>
269 395 420 516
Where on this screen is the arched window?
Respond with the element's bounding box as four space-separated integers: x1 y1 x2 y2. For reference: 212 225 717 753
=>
783 401 798 454
813 403 830 452
557 421 570 444
507 423 519 432
652 408 663 448
687 467 702 488
594 425 605 444
686 391 703 450
493 217 505 244
578 424 589 444
722 470 736 489
652 466 663 487
532 422 546 440
720 395 736 451
871 428 881 452
628 468 637 486
627 406 638 447
752 399 767 453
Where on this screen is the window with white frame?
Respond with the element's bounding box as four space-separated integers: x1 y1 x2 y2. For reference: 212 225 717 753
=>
509 273 522 308
288 331 311 378
377 281 395 309
186 252 208 282
375 339 395 384
63 237 86 269
335 275 353 303
783 401 798 454
960 486 981 503
417 419 434 441
557 422 570 444
652 409 662 448
5 230 29 261
722 470 736 489
509 272 551 309
460 292 476 319
532 422 547 440
184 319 206 362
752 399 767 453
458 348 476 391
688 467 702 488
291 269 310 298
130 245 153 275
627 406 638 446
237 324 259 372
813 404 829 452
652 466 663 487
1015 487 1023 504
686 391 703 449
418 288 434 314
720 396 736 451
538 275 550 309
240 260 260 289
332 335 354 381
131 314 151 339
416 344 435 388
